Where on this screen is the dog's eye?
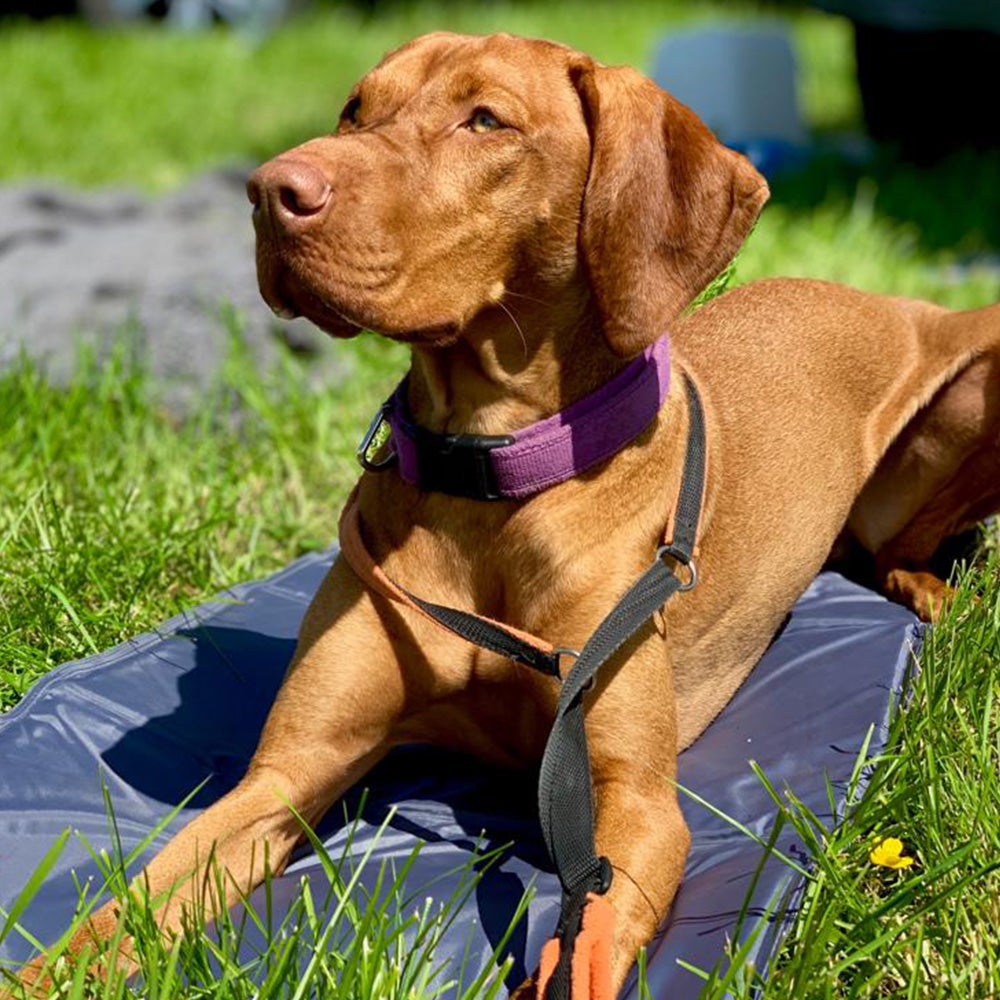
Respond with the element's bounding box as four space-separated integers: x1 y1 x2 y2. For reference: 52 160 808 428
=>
340 96 361 127
468 109 501 134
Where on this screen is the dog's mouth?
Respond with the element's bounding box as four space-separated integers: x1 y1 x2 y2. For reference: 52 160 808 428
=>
256 253 363 338
250 162 473 345
287 285 362 337
259 269 300 321
257 249 467 346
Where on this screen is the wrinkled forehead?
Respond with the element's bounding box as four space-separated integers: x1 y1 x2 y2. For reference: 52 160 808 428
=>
357 32 579 121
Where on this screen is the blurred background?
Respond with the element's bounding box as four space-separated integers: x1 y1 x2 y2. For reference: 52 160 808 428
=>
2 0 999 384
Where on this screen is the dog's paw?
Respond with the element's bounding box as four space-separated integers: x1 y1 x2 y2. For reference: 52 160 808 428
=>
883 568 957 623
1 954 52 1000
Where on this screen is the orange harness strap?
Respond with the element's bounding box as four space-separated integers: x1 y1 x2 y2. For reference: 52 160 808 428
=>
537 894 615 1000
338 487 562 674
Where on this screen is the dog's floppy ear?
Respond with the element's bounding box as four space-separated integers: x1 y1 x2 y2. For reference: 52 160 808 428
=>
569 58 769 357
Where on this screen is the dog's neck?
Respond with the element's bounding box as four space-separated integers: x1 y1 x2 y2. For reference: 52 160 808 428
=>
405 289 631 436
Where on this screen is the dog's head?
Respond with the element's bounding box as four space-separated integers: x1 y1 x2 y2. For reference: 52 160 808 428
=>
249 32 768 357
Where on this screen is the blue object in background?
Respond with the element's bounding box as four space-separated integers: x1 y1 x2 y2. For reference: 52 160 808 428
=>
78 0 301 29
652 23 807 178
0 551 920 997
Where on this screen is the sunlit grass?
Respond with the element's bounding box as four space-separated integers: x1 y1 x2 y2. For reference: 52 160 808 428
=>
0 0 856 189
0 788 528 999
687 557 1000 999
0 323 406 710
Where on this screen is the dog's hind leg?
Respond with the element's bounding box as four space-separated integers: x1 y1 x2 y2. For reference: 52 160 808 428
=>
873 444 1000 620
12 557 417 994
848 331 1000 621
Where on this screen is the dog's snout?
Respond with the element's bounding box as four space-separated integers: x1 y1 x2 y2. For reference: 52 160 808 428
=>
248 158 332 226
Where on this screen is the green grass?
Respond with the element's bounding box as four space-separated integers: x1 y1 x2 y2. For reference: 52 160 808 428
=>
691 563 1000 999
0 324 405 709
2 0 1000 997
0 789 528 999
0 1 859 189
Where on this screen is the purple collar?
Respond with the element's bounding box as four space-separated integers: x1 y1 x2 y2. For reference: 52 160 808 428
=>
359 335 671 500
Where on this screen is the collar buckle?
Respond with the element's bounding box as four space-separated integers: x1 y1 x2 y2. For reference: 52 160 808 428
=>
412 431 513 501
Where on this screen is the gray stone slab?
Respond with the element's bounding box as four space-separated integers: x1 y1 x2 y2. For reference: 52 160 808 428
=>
0 167 341 410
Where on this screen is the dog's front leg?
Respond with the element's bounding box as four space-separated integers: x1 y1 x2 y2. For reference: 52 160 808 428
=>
13 556 415 993
588 635 689 995
518 629 688 1000
590 769 689 993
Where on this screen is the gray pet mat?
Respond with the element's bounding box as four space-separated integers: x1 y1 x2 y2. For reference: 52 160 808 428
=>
0 551 920 997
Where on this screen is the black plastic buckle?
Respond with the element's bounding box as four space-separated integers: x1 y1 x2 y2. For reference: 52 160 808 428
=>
357 402 397 472
410 428 514 501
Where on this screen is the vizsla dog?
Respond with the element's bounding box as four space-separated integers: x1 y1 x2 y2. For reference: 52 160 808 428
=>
12 29 1000 1000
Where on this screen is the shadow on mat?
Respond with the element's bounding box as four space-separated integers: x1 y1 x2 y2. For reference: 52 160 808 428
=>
101 626 296 808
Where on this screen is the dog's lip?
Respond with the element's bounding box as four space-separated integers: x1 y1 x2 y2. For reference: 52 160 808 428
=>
256 264 303 321
386 323 462 346
257 251 459 341
269 300 300 321
281 276 363 333
300 297 354 332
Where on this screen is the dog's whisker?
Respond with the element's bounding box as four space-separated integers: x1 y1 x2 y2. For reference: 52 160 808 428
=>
501 288 552 307
497 298 529 362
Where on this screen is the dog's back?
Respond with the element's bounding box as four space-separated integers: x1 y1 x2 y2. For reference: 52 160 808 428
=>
669 279 1000 731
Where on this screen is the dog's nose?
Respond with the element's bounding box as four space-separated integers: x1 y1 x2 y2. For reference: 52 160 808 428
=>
247 158 331 226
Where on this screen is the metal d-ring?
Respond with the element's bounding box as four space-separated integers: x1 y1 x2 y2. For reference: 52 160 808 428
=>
554 646 595 691
656 543 698 592
677 559 698 591
553 646 581 662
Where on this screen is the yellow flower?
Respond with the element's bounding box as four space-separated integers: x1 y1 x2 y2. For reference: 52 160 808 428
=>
869 837 915 870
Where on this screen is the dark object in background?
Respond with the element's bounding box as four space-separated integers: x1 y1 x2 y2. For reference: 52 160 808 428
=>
77 0 306 28
1 0 77 14
0 0 308 27
854 23 1000 160
813 0 1000 160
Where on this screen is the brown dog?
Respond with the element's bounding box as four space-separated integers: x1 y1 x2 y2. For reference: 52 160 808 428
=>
13 29 1000 999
